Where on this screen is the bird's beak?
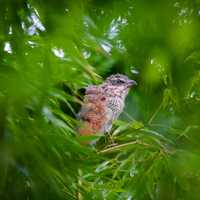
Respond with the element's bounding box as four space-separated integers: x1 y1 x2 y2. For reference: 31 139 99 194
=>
127 80 137 88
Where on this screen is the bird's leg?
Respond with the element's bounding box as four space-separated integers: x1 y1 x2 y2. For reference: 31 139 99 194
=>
106 130 117 147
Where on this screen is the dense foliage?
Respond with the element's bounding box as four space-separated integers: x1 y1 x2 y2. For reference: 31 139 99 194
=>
0 0 200 199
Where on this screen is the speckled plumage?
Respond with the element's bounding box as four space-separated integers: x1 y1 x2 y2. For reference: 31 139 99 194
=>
78 74 136 136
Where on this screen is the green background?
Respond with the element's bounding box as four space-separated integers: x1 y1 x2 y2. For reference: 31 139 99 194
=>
0 0 200 199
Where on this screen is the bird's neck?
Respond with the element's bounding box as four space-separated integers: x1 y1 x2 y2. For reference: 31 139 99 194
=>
101 84 128 100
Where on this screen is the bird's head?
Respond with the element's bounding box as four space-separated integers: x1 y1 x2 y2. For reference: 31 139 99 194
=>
103 74 137 98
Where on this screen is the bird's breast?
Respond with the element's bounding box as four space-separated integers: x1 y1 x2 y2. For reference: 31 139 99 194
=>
107 97 124 120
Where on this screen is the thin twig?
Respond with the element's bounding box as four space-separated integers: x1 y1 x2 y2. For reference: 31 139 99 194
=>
176 125 200 140
123 111 137 122
99 140 152 154
140 128 173 144
148 102 163 125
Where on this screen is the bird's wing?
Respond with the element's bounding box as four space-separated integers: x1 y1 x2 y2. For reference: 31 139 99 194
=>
78 85 108 135
77 85 99 119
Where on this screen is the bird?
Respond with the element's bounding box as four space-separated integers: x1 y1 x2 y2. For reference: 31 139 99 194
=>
78 74 137 138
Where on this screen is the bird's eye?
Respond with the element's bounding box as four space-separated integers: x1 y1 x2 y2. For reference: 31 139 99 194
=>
116 79 125 84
